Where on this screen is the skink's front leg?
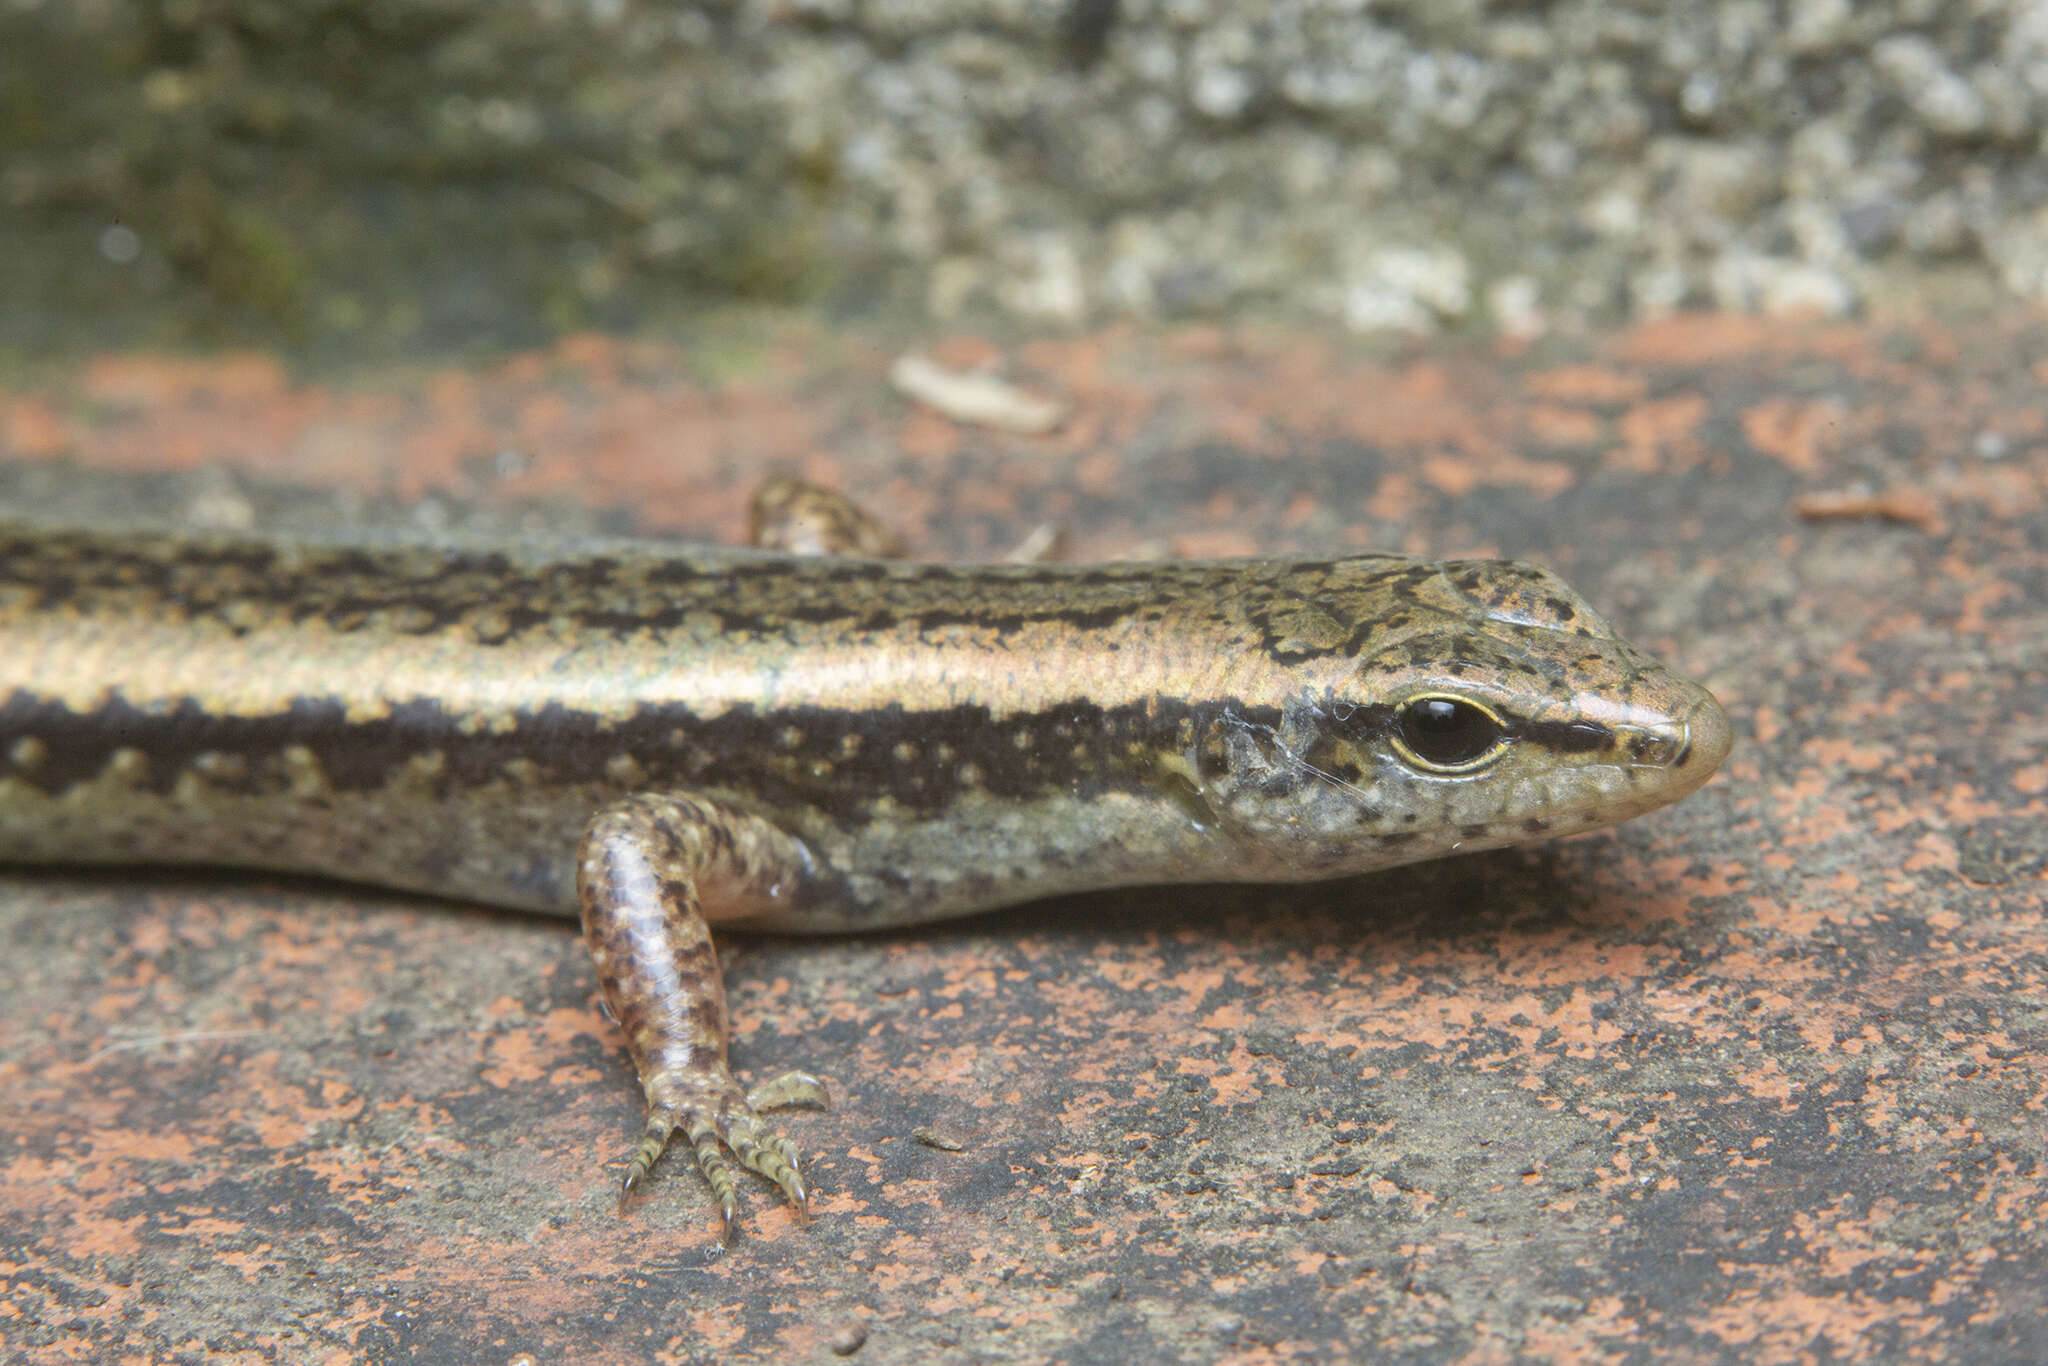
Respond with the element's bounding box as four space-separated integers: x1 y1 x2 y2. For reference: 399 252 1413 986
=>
572 478 887 1234
577 793 828 1236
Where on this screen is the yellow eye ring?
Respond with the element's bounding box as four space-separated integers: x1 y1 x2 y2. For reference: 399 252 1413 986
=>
1389 694 1509 773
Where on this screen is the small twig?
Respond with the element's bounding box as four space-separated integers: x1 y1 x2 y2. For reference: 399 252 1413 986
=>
1793 486 1948 535
889 354 1067 434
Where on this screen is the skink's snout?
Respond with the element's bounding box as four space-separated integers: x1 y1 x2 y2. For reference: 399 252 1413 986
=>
1623 686 1731 794
1673 689 1732 776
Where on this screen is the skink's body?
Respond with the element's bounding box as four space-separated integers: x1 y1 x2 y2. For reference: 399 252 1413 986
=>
0 511 1730 1231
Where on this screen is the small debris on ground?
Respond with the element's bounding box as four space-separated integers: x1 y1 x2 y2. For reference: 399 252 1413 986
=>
1793 486 1948 535
1004 522 1066 563
889 354 1067 434
827 1318 869 1355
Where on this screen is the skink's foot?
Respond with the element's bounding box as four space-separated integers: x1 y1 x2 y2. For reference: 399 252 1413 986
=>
748 476 906 558
618 1067 831 1238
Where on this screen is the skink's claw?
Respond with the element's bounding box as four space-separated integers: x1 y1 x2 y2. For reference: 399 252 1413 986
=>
616 1108 676 1214
613 1068 830 1238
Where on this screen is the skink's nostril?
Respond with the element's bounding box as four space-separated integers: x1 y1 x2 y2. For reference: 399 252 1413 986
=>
1626 726 1686 767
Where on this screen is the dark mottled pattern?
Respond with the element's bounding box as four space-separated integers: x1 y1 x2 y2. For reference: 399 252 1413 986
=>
0 523 1587 666
2 522 1400 639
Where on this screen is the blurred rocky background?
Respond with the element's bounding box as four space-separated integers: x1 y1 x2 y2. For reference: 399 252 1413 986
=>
5 0 2047 356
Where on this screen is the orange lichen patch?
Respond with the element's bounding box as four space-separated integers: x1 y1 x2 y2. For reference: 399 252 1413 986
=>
1743 397 1844 475
1525 364 1648 405
552 331 626 380
479 1026 572 1090
1524 403 1606 447
1347 361 1507 456
1693 1279 1944 1359
2 396 74 456
1951 575 2018 636
1614 392 1709 473
1363 472 1422 524
1939 783 2012 826
1901 832 1959 875
1613 310 1888 369
81 352 290 409
1802 737 1895 773
1418 449 1576 500
1170 528 1265 558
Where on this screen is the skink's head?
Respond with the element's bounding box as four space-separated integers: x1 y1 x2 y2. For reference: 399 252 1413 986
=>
1198 557 1730 876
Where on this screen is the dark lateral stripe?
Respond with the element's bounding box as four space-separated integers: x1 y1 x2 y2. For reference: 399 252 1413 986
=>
1309 702 1615 762
0 687 1286 824
1517 719 1614 754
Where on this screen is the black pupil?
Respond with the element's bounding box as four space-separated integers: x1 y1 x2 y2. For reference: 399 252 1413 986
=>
1398 697 1503 768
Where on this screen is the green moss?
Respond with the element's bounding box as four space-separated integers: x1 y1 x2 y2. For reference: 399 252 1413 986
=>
0 0 857 359
158 185 312 334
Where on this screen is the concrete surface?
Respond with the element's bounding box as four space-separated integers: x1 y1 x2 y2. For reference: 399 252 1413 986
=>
2 311 2045 1362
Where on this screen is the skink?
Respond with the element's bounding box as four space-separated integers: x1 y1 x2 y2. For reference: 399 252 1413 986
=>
0 485 1730 1234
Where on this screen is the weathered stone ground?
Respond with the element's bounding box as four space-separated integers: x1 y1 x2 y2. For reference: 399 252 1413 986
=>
2 311 2045 1363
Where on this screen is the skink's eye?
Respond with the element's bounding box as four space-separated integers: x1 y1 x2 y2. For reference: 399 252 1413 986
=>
1393 695 1506 772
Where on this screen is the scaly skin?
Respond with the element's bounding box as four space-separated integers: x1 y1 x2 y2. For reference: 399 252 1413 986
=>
0 488 1730 1235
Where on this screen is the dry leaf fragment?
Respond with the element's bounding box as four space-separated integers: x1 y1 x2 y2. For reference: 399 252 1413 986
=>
889 353 1067 434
